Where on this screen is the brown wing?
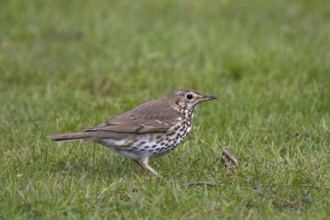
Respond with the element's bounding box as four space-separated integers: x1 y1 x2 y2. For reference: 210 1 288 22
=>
84 98 181 134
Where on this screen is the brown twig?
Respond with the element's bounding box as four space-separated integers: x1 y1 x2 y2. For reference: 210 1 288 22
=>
182 182 223 187
221 150 238 169
301 184 330 190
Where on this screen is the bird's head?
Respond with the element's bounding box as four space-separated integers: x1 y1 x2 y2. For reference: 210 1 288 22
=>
167 89 216 113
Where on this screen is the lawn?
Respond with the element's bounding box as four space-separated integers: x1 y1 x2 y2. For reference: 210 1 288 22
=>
0 0 329 219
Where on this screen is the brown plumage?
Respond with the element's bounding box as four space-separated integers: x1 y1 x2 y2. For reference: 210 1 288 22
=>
49 88 216 176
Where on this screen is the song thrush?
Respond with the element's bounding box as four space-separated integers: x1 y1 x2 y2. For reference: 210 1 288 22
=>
49 89 216 176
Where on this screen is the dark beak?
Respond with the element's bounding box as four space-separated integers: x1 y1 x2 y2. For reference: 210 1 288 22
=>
200 94 217 101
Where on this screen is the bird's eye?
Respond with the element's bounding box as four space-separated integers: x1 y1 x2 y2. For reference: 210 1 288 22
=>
186 93 193 99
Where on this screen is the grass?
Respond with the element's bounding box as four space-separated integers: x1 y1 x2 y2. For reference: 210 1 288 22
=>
1 0 329 219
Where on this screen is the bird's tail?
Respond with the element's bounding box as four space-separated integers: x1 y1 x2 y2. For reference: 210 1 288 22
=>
48 132 91 142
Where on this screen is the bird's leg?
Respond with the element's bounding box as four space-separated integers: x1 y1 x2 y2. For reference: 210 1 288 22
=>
133 159 146 170
134 157 162 177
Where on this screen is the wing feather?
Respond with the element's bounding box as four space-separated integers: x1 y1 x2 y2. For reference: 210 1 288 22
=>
84 98 181 134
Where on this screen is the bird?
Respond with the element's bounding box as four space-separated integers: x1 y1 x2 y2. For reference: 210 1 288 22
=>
49 89 216 176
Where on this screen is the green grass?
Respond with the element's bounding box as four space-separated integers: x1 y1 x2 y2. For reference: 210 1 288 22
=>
1 0 329 219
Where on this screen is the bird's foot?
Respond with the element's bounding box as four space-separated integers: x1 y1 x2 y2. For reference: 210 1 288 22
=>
134 157 163 178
